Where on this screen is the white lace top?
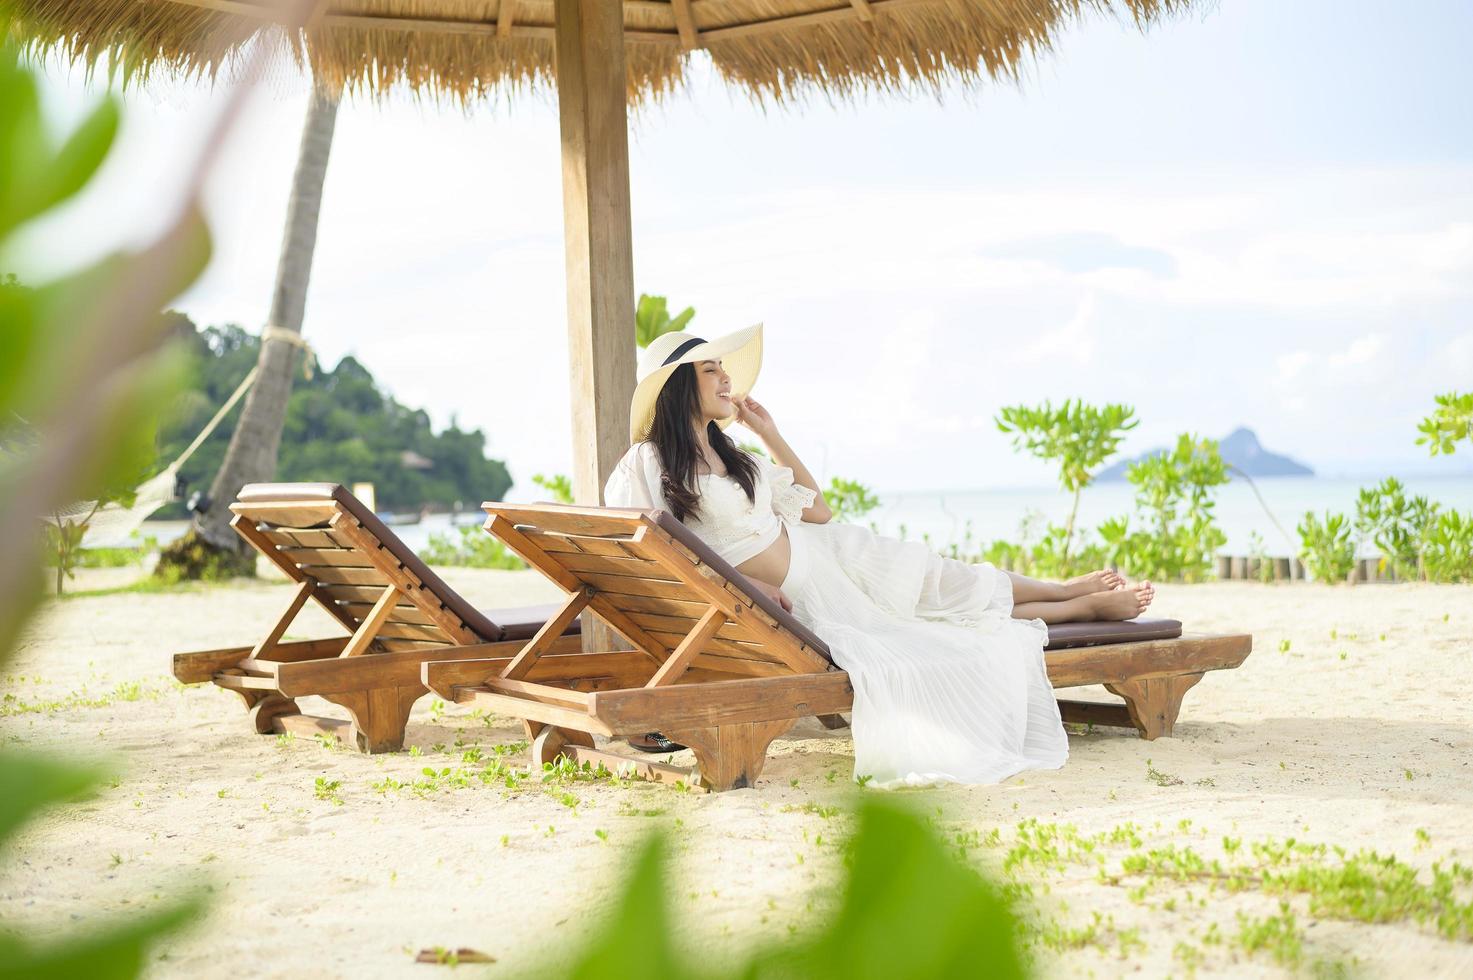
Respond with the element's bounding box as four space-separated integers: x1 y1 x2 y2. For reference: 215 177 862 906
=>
603 441 819 567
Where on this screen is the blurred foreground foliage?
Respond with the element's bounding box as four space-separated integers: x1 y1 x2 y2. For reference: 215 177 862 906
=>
0 40 205 970
559 800 1026 980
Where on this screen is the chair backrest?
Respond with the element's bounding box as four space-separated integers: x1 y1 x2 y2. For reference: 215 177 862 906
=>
232 483 502 651
482 502 834 679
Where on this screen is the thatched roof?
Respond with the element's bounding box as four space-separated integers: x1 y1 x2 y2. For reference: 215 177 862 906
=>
5 0 1201 105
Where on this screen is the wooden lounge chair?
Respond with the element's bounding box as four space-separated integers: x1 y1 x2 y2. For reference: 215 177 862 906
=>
422 503 1253 791
172 484 583 753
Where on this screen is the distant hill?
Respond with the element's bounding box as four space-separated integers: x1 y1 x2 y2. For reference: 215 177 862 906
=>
1096 427 1314 481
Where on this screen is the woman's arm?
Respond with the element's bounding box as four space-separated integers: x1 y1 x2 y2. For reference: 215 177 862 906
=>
734 397 833 523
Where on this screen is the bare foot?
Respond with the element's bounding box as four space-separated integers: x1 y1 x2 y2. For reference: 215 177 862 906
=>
1064 569 1125 598
1085 580 1155 621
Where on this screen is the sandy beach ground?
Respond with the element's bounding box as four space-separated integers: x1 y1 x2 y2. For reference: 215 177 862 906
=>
3 568 1470 977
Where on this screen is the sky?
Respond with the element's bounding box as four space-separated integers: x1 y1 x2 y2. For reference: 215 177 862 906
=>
13 0 1473 495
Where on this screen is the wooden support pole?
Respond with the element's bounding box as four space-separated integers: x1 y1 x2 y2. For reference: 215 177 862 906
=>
250 579 315 660
500 587 593 680
554 0 638 658
341 583 398 657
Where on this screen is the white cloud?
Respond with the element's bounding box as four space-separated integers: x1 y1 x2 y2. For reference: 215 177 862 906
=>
1012 293 1098 365
1276 350 1314 382
1329 334 1384 368
16 43 1473 493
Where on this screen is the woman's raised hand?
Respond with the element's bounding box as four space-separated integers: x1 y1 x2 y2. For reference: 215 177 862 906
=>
734 396 777 439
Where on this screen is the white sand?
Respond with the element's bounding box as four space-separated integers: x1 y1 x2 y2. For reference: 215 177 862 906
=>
3 572 1471 977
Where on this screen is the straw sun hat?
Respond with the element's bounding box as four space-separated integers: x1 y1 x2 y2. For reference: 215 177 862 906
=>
629 324 763 444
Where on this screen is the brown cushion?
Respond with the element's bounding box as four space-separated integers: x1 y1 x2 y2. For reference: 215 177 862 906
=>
491 602 584 641
236 483 512 642
1046 618 1183 649
647 510 835 661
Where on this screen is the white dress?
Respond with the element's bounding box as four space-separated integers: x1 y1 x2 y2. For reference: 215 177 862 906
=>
604 442 1069 788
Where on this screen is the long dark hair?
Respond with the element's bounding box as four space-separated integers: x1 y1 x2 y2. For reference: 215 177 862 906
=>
649 362 759 522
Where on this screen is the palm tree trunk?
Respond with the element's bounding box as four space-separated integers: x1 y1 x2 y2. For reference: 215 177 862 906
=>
193 85 340 553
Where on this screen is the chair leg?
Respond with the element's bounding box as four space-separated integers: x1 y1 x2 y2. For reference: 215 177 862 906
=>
321 685 425 754
1105 672 1203 740
249 694 300 734
529 724 596 766
665 719 794 791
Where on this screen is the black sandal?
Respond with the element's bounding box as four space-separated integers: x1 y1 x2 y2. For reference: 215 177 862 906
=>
627 732 686 753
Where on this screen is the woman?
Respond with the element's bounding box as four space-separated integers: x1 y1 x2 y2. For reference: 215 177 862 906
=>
605 325 1155 787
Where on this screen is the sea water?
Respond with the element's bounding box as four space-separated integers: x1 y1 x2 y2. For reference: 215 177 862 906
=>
140 475 1471 560
864 475 1473 559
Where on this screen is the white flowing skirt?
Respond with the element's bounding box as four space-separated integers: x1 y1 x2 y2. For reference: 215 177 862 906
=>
780 520 1068 788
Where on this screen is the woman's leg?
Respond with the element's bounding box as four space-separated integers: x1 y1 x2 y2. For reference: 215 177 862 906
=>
1014 581 1155 623
1006 569 1126 604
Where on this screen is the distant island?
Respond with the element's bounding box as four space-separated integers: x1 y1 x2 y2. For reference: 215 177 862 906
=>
1097 427 1314 481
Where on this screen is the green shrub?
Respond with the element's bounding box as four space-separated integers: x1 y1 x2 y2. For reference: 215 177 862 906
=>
1422 510 1473 583
1354 477 1436 581
996 400 1136 575
635 294 695 349
1416 391 1473 456
824 476 880 524
1098 434 1228 582
420 526 527 570
1297 511 1356 584
531 472 574 504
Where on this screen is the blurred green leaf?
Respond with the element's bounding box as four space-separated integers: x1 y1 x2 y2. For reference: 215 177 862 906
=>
748 802 1026 980
0 40 210 980
0 893 203 980
35 96 121 219
0 750 109 845
558 801 1027 980
567 833 687 980
0 44 47 238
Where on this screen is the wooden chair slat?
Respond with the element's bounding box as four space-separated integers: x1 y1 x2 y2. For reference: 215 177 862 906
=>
554 551 679 581
259 527 354 549
274 546 378 569
577 572 699 602
688 654 790 678
486 505 642 538
337 602 439 627
301 565 393 586
602 592 711 619
319 583 405 604
376 621 453 642
376 638 453 652
646 630 778 662
230 502 340 528
627 610 755 643
526 532 638 558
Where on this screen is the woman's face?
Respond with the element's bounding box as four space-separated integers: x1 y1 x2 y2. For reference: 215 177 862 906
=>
694 359 734 424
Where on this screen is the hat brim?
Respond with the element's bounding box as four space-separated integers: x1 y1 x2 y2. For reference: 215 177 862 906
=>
629 323 763 444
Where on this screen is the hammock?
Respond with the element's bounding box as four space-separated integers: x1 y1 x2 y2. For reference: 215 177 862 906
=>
45 326 312 548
